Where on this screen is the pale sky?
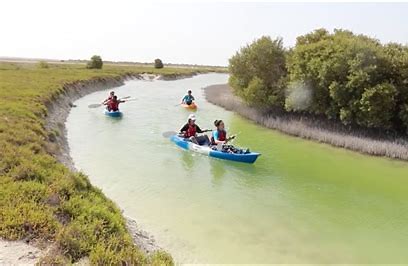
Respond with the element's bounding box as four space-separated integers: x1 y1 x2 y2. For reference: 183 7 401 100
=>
1 1 408 66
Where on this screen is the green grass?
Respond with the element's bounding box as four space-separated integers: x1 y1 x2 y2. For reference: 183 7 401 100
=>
0 61 215 263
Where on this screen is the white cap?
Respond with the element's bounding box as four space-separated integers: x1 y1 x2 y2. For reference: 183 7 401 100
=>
188 114 196 121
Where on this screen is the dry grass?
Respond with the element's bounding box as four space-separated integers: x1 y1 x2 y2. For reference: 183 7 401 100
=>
205 84 408 161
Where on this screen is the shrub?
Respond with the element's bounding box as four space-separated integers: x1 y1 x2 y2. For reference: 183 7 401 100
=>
86 55 103 69
38 61 49 69
229 36 287 108
154 58 164 69
358 83 397 128
286 28 408 131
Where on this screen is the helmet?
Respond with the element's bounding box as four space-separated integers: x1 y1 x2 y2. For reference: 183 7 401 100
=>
188 114 196 121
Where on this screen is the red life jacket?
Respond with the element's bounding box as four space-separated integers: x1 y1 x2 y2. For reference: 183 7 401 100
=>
211 130 226 144
184 124 197 138
108 100 119 111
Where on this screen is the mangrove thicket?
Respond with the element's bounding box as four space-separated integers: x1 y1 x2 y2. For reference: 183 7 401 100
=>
229 29 408 133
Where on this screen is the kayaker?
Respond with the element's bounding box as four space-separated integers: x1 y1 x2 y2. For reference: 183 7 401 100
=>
180 114 210 145
211 119 235 145
181 90 195 105
105 96 125 112
102 91 115 105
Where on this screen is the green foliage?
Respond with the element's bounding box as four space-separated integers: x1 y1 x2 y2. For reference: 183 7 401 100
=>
154 58 164 69
230 28 408 132
400 104 408 133
229 36 287 108
0 61 203 263
38 61 49 69
359 83 397 128
287 28 408 130
87 55 103 69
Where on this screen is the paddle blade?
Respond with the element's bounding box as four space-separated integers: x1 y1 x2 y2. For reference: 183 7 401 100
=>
162 131 178 138
88 103 102 108
120 96 131 100
125 98 137 102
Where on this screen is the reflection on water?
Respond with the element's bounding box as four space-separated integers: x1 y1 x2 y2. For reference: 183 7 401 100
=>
181 150 195 172
67 74 408 264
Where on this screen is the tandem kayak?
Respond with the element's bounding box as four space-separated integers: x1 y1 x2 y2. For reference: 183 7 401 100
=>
104 110 123 117
170 135 260 164
181 102 197 110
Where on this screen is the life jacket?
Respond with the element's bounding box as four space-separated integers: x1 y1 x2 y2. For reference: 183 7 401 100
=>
211 130 226 144
184 124 197 138
108 100 119 111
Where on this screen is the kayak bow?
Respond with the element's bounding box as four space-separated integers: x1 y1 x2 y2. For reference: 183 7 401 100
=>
181 102 198 110
170 135 260 164
104 110 123 117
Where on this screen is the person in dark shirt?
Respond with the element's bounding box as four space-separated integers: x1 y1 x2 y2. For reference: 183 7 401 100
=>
180 114 210 145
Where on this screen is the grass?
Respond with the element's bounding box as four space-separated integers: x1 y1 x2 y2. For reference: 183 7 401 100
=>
0 61 216 263
205 84 408 161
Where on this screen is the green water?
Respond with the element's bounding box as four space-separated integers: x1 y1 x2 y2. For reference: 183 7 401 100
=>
67 74 408 263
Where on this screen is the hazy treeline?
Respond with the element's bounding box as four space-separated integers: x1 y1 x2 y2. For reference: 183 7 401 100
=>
229 29 408 133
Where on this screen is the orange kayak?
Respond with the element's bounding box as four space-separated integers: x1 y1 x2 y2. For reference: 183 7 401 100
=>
181 102 197 110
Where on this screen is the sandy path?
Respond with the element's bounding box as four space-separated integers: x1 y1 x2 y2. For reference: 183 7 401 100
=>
0 240 43 265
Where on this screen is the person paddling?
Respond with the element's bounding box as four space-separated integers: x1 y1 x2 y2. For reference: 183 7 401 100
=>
180 114 210 145
211 120 235 145
181 90 195 105
102 91 115 105
105 95 125 112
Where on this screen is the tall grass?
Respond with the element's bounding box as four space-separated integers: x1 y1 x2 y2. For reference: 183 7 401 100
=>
0 61 212 264
205 84 408 161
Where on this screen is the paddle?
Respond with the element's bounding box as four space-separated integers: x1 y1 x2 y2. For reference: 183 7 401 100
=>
215 135 237 151
125 98 137 102
88 103 102 108
162 128 211 138
88 96 132 108
162 131 178 138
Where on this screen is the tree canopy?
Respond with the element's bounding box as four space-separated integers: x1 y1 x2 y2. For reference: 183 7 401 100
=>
229 29 408 133
87 55 103 69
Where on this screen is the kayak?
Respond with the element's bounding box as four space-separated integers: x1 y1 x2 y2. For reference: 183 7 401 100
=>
104 109 123 117
181 102 197 110
170 135 260 164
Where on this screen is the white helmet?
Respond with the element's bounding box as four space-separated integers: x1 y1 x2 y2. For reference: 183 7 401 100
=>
188 114 196 121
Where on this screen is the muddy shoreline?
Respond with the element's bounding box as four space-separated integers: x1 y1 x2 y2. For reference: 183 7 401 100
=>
204 84 408 161
45 72 197 258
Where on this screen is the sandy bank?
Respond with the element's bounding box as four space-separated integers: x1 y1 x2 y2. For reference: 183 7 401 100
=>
0 240 44 265
20 72 197 263
204 84 408 161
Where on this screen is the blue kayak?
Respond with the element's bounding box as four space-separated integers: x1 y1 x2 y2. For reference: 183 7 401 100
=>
170 135 260 164
104 110 123 117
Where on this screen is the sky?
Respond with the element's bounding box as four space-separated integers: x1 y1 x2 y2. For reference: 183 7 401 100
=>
1 1 408 66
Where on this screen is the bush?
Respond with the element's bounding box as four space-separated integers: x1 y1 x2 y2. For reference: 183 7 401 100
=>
229 29 408 132
86 55 103 69
229 36 287 108
287 28 408 130
154 58 164 69
38 61 49 69
358 83 397 128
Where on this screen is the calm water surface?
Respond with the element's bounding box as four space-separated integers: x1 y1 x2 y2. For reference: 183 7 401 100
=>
67 74 408 263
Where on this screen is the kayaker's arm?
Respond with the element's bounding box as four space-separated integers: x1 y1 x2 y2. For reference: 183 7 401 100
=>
225 135 236 143
180 124 188 133
196 125 210 134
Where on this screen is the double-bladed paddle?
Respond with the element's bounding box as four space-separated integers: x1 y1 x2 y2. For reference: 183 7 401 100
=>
88 96 134 108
